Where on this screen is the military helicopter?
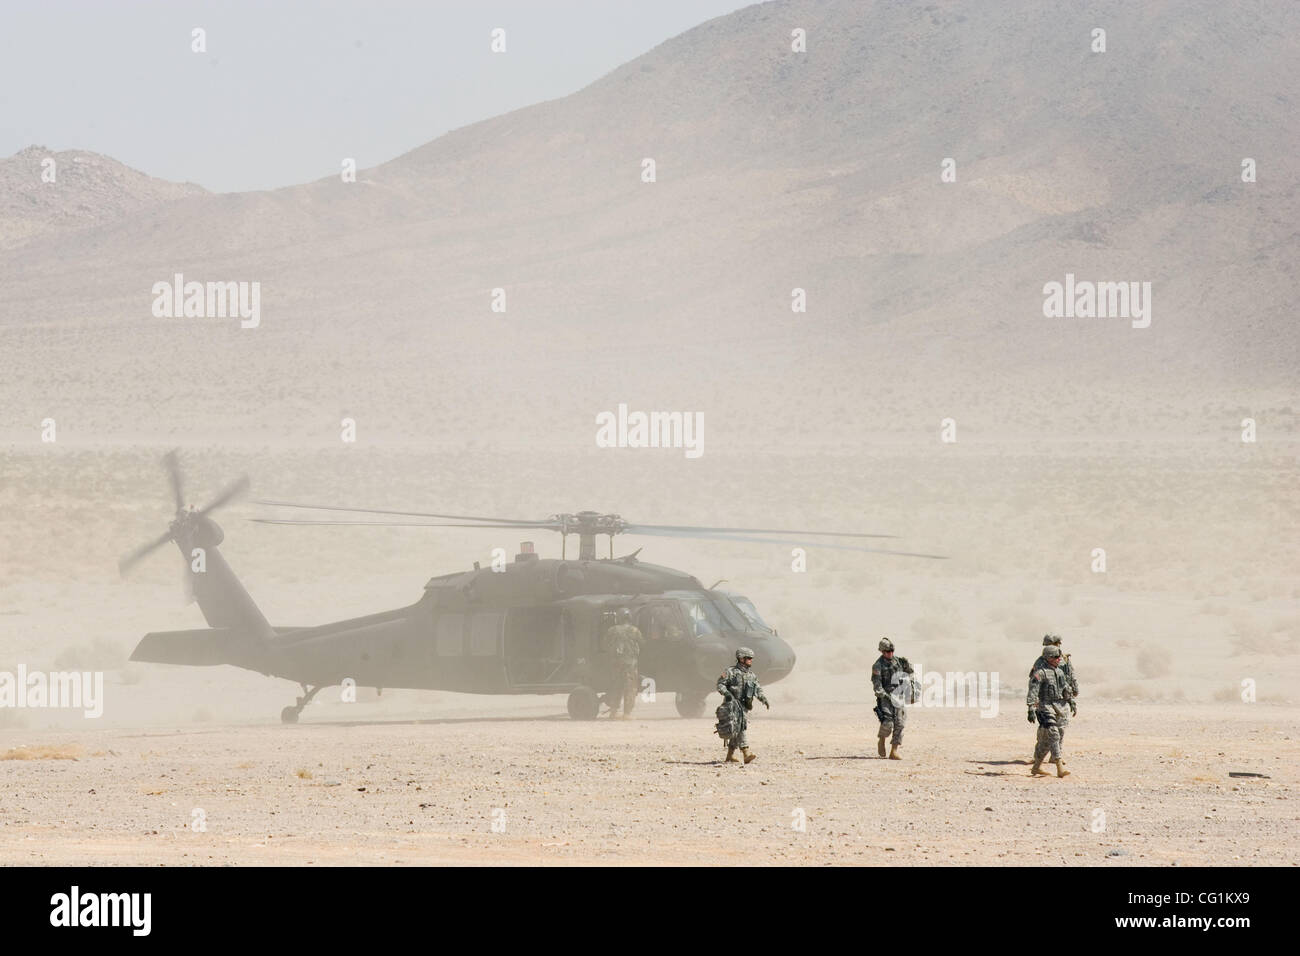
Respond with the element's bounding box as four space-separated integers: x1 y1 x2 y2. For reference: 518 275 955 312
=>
122 453 944 722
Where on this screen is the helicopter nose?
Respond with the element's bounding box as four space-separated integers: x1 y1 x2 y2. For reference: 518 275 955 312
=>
754 636 796 683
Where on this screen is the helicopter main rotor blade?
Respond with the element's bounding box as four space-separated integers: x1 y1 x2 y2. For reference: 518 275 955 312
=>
624 522 896 539
256 499 552 525
196 475 250 517
623 527 948 559
251 518 562 530
163 448 184 513
118 528 176 576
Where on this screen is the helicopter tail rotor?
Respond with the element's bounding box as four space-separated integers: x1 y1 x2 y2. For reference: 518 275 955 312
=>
119 452 272 638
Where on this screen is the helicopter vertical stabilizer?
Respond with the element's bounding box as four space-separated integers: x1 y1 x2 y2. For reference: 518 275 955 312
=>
119 451 274 645
176 522 274 640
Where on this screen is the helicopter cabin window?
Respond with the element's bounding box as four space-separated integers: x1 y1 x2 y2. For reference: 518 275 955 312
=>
469 612 503 657
681 599 725 637
436 613 464 656
641 605 686 641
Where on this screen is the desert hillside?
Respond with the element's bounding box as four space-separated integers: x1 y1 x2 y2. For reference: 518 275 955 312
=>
0 146 204 249
1 0 1297 454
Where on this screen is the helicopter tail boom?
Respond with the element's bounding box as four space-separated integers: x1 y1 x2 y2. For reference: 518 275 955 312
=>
180 536 275 640
130 626 265 668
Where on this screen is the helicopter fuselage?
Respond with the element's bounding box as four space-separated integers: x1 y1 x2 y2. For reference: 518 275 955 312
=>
251 553 796 700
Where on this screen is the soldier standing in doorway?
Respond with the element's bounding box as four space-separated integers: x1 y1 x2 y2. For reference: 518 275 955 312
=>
603 607 642 718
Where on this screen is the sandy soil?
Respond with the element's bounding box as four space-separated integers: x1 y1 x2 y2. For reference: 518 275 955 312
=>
2 701 1294 866
1 440 1296 866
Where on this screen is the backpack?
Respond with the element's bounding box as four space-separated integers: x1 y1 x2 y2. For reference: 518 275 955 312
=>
715 699 739 738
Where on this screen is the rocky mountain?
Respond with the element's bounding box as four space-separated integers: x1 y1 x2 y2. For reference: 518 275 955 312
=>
0 146 205 249
1 0 1296 450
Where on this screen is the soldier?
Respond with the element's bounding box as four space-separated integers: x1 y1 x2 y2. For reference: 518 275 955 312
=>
1030 634 1078 700
1029 635 1078 762
603 607 642 719
1027 645 1072 777
871 638 916 760
716 647 769 764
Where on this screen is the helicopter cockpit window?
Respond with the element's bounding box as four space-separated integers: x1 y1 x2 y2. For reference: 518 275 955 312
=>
709 594 749 631
729 595 769 631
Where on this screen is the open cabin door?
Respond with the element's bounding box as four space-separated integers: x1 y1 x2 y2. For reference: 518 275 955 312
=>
634 601 689 688
503 606 565 688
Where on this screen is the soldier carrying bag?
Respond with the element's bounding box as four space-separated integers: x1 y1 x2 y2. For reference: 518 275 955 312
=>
894 656 920 704
715 698 739 738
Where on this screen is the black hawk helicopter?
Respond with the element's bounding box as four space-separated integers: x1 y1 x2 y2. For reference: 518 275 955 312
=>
122 453 944 722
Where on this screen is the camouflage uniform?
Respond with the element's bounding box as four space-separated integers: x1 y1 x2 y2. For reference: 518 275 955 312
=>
604 622 642 717
871 650 915 753
716 654 768 760
1027 655 1072 777
1031 636 1078 698
1030 653 1077 694
1030 636 1078 761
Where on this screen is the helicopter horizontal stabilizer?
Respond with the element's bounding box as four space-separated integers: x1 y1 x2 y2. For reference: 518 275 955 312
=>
130 627 260 667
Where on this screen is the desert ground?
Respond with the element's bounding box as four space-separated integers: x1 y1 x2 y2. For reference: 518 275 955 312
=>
1 0 1297 866
2 701 1295 866
1 442 1295 866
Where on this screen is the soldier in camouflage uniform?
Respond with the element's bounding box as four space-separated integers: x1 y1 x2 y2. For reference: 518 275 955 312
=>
1031 634 1078 699
1029 634 1078 761
602 608 642 719
1027 645 1073 777
716 647 769 764
871 638 916 760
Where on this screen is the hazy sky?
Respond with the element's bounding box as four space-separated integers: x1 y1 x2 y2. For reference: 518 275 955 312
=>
0 0 750 192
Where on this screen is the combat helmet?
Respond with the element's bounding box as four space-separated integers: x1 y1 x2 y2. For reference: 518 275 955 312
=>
735 646 755 662
1044 646 1063 661
1043 634 1062 646
878 638 895 652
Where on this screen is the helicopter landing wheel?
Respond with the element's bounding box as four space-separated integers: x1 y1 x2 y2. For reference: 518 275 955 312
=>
675 692 707 718
566 686 600 721
280 683 322 724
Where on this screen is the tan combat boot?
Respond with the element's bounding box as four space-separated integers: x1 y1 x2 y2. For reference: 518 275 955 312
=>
1056 758 1070 778
724 746 740 763
889 745 902 760
742 748 757 764
1031 756 1049 776
878 738 887 757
